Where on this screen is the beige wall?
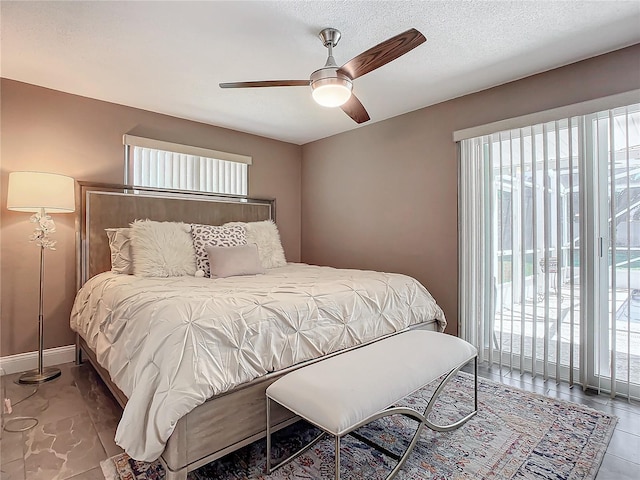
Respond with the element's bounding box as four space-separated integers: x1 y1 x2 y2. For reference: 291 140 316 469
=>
301 44 640 336
0 79 302 357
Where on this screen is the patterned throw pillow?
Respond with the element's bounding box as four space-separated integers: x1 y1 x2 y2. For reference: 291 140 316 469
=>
190 224 246 277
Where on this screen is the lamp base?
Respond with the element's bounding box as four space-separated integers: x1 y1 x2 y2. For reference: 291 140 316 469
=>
18 366 61 384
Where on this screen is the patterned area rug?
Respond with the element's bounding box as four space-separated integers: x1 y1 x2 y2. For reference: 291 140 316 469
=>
101 373 616 480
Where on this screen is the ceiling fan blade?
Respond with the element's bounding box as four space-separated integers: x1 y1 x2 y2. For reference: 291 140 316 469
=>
219 80 309 88
341 93 370 124
338 28 426 80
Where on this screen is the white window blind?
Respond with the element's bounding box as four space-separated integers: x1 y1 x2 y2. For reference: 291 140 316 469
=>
459 103 640 399
123 135 250 196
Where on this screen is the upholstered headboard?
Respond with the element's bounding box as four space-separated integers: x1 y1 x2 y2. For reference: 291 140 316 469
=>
76 182 275 287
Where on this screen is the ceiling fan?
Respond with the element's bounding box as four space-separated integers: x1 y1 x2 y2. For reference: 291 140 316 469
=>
219 28 426 124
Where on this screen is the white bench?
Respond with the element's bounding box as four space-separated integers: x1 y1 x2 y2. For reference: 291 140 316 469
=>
265 330 478 480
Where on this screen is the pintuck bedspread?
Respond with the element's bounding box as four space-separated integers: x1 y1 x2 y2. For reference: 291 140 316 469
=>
70 263 446 462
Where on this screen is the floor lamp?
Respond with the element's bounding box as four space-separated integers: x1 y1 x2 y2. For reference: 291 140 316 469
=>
7 171 75 384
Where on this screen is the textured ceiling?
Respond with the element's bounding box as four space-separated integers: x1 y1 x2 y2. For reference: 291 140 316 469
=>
2 1 639 145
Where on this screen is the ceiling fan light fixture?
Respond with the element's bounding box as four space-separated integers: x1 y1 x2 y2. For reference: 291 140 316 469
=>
311 77 352 108
220 28 426 123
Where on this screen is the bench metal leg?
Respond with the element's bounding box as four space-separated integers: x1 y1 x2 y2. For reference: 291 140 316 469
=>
346 406 427 480
423 356 478 432
335 435 341 480
266 396 326 475
266 397 272 474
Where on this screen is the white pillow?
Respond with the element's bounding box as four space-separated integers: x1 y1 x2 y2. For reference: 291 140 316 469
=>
190 224 246 277
206 243 265 278
105 228 133 274
130 220 197 277
226 220 286 269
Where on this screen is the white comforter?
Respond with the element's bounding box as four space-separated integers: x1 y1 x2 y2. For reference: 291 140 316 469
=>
70 263 445 461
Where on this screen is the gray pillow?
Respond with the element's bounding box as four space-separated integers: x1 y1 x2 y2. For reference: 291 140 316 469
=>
205 243 265 278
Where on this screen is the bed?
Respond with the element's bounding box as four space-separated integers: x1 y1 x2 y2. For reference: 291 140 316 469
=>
71 182 446 480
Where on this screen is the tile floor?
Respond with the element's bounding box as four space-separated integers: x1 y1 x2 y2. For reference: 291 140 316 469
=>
0 361 639 479
0 362 122 480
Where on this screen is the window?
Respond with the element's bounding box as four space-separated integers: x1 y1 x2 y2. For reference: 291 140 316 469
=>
123 135 251 196
458 101 640 399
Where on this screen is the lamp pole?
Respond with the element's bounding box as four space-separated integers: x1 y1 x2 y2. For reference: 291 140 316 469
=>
19 208 62 384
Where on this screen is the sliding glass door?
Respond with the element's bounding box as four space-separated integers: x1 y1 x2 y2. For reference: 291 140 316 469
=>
459 102 640 399
590 106 640 398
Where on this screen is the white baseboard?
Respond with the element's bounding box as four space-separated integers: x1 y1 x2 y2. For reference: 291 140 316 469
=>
0 345 75 376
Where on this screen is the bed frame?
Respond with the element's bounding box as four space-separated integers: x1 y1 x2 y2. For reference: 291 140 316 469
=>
74 182 438 479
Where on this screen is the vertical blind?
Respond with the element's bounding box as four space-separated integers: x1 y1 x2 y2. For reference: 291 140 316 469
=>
459 103 640 398
130 146 248 196
459 122 584 384
123 135 250 196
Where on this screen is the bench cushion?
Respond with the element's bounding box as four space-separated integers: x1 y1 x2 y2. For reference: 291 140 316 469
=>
266 330 477 436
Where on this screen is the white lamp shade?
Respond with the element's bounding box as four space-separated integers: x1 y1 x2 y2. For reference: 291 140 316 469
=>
7 171 75 213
